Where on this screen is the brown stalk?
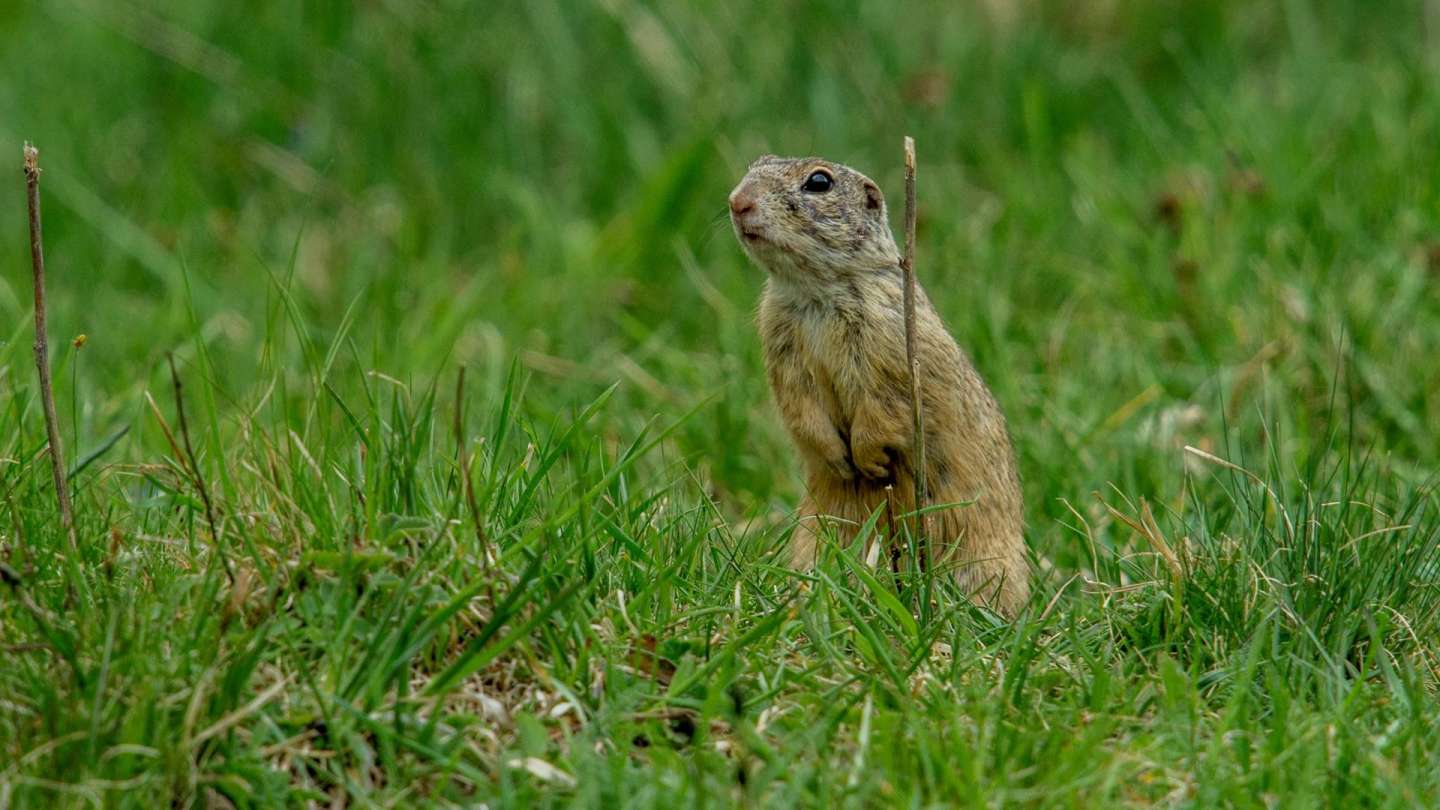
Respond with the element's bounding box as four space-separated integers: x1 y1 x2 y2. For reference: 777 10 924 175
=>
168 353 232 583
453 366 466 455
23 144 78 551
901 137 929 549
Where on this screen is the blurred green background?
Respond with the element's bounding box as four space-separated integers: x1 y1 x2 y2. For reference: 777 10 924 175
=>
1 0 1438 601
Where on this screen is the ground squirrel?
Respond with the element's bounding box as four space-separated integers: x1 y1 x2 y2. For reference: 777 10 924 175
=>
729 154 1029 616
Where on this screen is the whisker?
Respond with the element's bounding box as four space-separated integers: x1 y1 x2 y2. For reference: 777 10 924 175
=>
699 208 733 249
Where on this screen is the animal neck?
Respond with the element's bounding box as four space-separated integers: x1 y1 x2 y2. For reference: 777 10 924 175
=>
764 260 903 312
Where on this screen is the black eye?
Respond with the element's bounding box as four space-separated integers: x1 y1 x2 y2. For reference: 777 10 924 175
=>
801 170 833 193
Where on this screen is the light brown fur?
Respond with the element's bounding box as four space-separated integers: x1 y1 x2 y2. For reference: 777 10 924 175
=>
729 154 1029 616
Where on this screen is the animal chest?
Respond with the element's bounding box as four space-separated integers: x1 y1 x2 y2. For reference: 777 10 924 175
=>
794 314 865 431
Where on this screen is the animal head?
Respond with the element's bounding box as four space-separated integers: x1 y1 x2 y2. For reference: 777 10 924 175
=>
729 155 901 287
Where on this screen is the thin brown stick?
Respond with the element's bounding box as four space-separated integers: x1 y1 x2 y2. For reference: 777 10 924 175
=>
168 353 232 583
24 143 78 551
142 391 190 471
453 365 466 453
901 137 929 548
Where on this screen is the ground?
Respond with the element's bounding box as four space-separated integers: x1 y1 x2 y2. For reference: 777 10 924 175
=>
0 1 1438 806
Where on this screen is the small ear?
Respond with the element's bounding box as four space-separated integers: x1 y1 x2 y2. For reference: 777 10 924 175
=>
862 180 885 212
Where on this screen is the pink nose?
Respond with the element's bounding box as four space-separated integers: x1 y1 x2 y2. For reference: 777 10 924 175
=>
729 188 756 218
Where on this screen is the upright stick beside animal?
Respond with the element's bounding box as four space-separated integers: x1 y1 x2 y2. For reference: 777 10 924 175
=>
729 154 1029 616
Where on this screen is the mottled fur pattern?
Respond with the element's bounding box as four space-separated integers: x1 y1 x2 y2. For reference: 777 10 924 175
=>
730 154 1029 616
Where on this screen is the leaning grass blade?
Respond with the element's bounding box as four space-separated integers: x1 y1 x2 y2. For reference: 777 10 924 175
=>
832 505 919 642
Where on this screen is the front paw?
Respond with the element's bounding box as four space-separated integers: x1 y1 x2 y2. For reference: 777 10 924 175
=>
851 441 895 481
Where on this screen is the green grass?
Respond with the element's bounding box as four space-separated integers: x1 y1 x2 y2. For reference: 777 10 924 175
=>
2 0 1439 805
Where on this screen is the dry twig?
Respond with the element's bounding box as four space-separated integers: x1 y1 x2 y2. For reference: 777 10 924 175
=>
900 137 929 548
168 353 232 583
23 143 78 551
